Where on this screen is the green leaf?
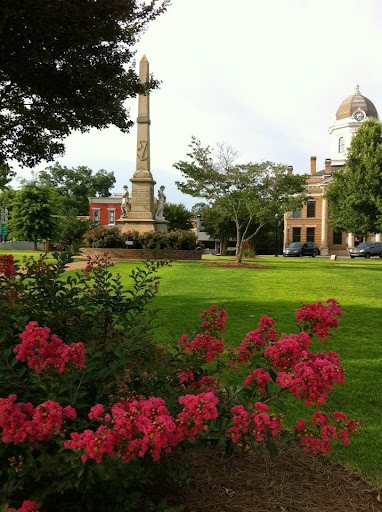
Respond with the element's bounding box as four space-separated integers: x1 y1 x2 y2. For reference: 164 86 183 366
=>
266 441 279 458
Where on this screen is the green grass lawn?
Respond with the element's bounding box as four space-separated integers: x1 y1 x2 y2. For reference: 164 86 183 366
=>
0 250 85 264
106 256 382 488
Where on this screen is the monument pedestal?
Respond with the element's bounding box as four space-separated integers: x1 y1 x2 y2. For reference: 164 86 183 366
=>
116 176 157 233
155 218 169 232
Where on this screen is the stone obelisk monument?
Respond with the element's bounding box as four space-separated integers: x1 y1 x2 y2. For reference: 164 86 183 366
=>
117 55 157 233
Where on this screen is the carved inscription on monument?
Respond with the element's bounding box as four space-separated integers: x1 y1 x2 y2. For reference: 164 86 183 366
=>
132 189 150 210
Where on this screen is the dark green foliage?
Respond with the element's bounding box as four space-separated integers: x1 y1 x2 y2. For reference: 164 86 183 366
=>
199 200 238 254
0 0 169 168
82 226 127 248
57 210 93 250
327 118 382 235
163 203 193 231
8 182 59 249
39 163 116 216
83 227 198 250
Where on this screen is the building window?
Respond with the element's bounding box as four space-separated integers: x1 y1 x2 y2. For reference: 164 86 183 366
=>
93 209 100 223
108 209 115 225
333 231 342 245
338 137 345 153
306 227 315 242
306 201 316 218
292 227 301 242
292 210 301 218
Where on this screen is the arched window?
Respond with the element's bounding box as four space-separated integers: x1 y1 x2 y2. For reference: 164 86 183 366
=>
338 137 345 153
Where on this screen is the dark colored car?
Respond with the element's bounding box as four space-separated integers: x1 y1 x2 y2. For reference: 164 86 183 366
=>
283 242 320 257
349 242 382 258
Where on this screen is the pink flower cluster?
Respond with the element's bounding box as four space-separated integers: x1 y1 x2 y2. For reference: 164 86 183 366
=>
199 304 227 334
0 254 16 278
6 500 39 512
65 392 219 463
227 402 283 449
14 321 85 374
294 411 361 454
264 332 312 371
276 351 345 408
0 395 76 444
228 316 278 367
295 299 342 342
176 391 219 441
178 306 227 364
178 332 224 364
243 368 271 395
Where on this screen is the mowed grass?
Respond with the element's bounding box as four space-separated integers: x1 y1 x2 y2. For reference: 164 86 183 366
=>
0 250 85 265
110 256 382 488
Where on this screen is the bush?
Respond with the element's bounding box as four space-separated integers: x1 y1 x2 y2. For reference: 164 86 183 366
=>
83 227 198 250
0 254 361 511
82 225 126 248
57 210 93 251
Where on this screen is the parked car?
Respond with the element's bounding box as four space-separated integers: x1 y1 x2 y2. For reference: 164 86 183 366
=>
349 242 382 258
283 242 320 257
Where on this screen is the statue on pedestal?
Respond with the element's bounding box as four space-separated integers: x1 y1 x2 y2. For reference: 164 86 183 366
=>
155 186 166 219
121 186 130 218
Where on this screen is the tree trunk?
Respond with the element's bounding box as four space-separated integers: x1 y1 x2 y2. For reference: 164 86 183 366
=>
220 239 228 256
33 240 38 250
235 242 244 264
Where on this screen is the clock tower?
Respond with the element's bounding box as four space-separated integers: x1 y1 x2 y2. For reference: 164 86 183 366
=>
328 83 379 166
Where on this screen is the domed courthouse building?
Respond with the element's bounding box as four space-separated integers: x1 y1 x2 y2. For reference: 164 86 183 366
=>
284 84 380 256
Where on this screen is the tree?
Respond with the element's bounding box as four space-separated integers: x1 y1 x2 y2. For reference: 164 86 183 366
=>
38 163 116 215
326 118 382 236
199 200 237 255
0 0 169 173
174 138 307 263
163 202 193 231
9 182 58 249
57 209 93 250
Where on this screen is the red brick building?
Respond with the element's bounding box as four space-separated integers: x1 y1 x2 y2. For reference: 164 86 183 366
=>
88 194 123 227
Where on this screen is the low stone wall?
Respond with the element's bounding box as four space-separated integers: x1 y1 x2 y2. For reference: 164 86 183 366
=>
80 248 202 261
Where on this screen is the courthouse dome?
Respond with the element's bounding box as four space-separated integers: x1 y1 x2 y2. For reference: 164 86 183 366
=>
336 83 378 120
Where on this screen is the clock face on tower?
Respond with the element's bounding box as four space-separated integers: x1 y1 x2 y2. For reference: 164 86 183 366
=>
354 110 365 122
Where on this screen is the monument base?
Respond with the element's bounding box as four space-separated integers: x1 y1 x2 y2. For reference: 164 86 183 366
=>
116 218 156 234
155 218 169 233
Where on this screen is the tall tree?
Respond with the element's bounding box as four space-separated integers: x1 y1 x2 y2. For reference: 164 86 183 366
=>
9 182 58 249
163 202 193 231
0 0 169 174
38 163 116 215
174 138 306 263
326 118 382 235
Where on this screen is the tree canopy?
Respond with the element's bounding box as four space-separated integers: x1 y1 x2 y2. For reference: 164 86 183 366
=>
326 118 382 235
198 200 237 255
163 202 193 231
0 0 169 171
9 182 59 249
38 163 116 215
174 137 307 263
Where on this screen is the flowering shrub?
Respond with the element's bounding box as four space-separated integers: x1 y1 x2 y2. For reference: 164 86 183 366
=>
83 226 198 250
0 253 360 511
14 321 85 374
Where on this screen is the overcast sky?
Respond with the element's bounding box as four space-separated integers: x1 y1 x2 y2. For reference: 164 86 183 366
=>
12 0 382 208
